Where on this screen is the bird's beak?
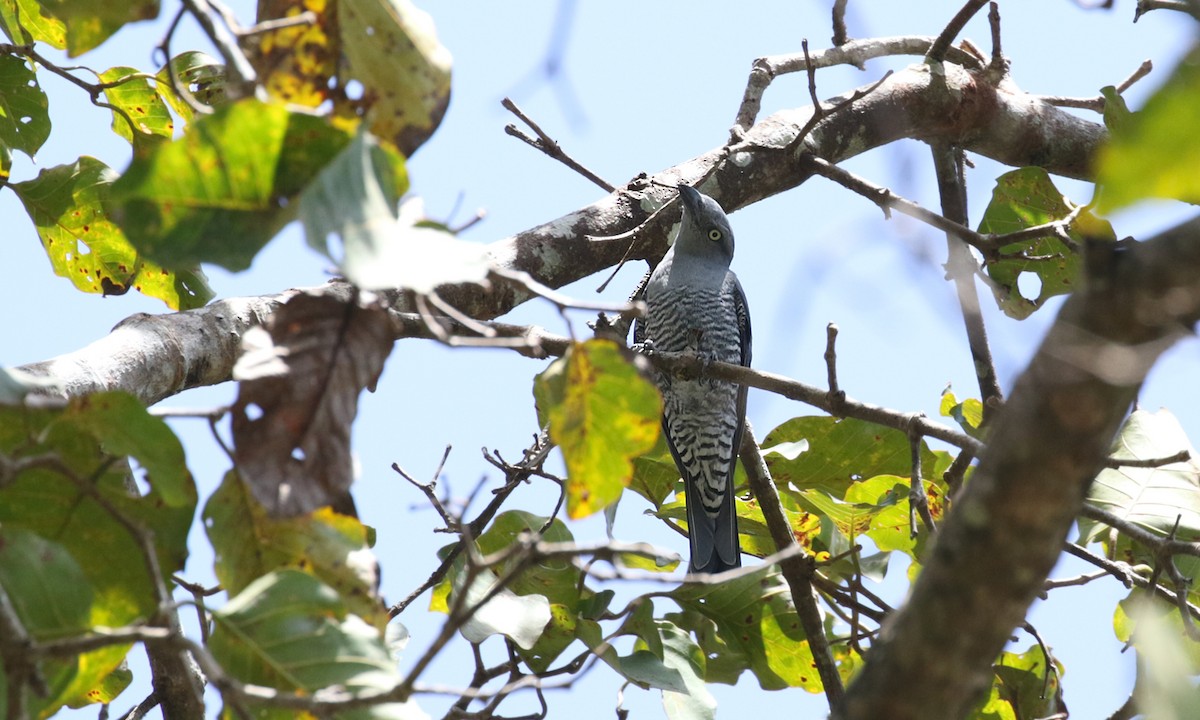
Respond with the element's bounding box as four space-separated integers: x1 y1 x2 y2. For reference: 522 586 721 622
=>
677 184 703 215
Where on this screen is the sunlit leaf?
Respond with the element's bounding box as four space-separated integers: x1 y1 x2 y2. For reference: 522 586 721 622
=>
979 167 1113 319
939 390 984 439
12 156 213 309
300 131 489 292
337 0 451 155
99 66 173 150
0 0 67 47
977 644 1064 720
154 51 226 124
534 339 662 518
1097 46 1200 211
671 565 814 690
457 567 552 650
110 98 352 271
39 0 158 56
251 0 337 108
762 416 937 499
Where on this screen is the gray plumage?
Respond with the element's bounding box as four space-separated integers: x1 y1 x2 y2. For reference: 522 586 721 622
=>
635 184 751 574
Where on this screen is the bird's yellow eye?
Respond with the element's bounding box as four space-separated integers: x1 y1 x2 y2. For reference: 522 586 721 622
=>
708 229 722 242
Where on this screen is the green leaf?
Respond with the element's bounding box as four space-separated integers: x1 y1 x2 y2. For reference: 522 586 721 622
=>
0 399 196 712
67 391 191 507
1100 85 1133 134
12 156 213 309
1097 46 1200 211
1120 594 1200 715
671 565 815 690
0 54 50 157
1080 409 1200 581
99 66 174 150
0 0 67 47
979 644 1064 720
979 167 1114 319
209 570 404 699
629 432 682 509
110 98 353 271
337 0 451 155
939 390 984 438
154 51 226 124
38 0 158 56
203 471 386 626
534 339 662 519
0 528 95 716
761 416 937 499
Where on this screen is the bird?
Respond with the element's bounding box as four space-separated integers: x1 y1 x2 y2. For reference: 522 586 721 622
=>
635 183 752 574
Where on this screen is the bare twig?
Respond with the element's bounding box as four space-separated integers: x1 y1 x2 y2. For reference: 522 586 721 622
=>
502 97 615 192
824 323 844 410
931 143 1003 420
730 35 983 138
1036 59 1153 113
1104 449 1190 468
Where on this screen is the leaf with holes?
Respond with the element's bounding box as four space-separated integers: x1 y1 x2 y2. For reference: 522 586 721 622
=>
534 339 662 518
231 291 393 517
12 156 213 309
337 0 451 155
980 167 1114 319
0 54 49 157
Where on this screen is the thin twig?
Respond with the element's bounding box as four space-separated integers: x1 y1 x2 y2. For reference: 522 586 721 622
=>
502 97 615 192
1104 449 1190 468
1035 59 1153 113
931 143 1004 420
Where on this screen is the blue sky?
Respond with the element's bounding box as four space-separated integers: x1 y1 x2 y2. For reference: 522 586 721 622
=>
7 2 1198 718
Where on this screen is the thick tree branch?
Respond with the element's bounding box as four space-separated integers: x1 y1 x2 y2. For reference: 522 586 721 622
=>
835 216 1200 720
19 59 1104 408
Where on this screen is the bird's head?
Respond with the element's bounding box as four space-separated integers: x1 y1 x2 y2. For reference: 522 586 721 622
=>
675 184 735 264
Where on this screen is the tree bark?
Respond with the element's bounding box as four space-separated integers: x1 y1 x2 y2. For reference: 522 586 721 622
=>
835 220 1200 720
19 61 1103 405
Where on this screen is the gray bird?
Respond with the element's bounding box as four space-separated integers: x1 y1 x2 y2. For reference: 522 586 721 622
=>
635 184 751 574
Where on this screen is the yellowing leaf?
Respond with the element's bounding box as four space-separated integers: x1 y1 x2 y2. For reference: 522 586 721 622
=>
533 339 662 519
338 0 451 155
12 157 213 309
